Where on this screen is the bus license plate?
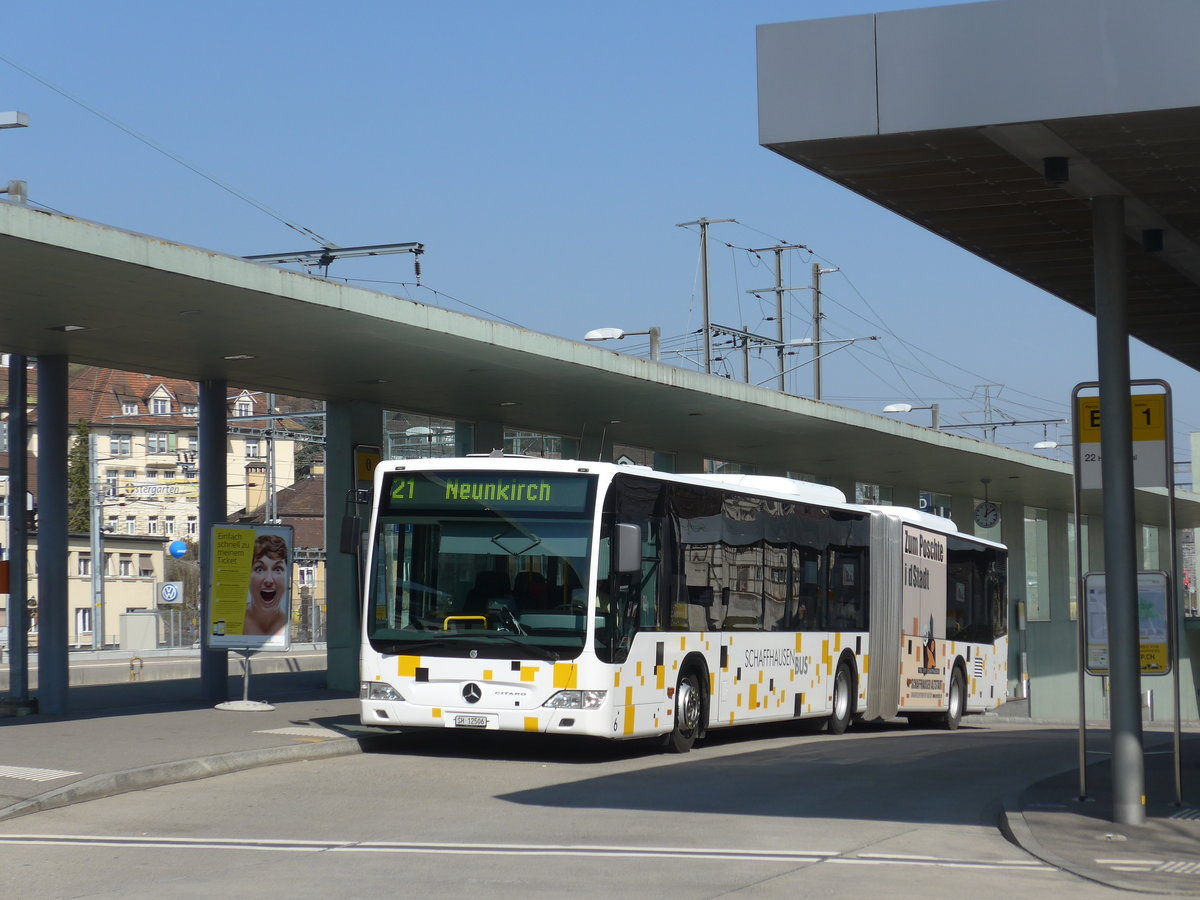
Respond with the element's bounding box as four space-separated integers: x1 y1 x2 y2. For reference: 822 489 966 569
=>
453 715 489 728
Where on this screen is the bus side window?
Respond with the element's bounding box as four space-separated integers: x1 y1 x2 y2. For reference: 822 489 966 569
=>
790 547 820 631
829 549 865 630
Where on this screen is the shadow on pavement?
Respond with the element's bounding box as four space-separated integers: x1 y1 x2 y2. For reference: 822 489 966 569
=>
0 668 346 724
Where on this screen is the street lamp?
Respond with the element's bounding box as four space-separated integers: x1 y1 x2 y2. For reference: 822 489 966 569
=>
884 402 940 430
89 434 107 649
1 112 29 205
584 326 661 362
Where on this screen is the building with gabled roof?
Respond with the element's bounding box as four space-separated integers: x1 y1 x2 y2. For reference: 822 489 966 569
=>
1 362 315 647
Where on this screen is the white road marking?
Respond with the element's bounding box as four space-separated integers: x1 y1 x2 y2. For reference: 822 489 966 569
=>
0 765 83 783
0 834 1047 870
253 726 343 738
1094 856 1200 875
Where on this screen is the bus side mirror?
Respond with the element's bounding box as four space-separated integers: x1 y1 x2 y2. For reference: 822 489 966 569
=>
615 523 642 574
339 514 361 555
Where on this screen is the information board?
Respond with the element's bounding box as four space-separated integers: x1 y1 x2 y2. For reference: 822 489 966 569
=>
1083 571 1170 676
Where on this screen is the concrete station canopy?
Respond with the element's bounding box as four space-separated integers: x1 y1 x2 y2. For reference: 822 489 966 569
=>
0 200 1089 517
758 0 1200 371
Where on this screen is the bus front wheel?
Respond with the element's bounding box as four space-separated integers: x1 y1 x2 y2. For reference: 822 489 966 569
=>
827 661 854 735
665 670 703 753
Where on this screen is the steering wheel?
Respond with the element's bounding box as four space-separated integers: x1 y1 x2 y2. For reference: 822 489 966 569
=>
554 602 586 615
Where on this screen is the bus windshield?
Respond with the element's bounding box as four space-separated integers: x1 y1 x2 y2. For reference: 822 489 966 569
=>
365 470 596 659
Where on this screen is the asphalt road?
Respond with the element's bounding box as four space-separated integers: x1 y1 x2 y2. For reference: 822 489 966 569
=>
0 719 1130 899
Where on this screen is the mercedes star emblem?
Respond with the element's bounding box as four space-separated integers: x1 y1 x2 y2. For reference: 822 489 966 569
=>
462 683 482 704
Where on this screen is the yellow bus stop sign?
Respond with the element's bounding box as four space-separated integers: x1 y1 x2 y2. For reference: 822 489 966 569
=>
1075 394 1167 489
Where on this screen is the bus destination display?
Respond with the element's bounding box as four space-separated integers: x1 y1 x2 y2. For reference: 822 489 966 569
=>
385 472 592 513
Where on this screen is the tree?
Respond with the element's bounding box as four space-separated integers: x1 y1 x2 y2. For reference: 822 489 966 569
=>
67 420 92 533
164 538 202 644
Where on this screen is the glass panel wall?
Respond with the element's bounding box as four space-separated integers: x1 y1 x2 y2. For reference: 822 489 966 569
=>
1024 507 1050 620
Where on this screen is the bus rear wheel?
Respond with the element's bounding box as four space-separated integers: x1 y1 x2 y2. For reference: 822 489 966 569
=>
943 667 965 731
827 661 854 735
665 670 703 753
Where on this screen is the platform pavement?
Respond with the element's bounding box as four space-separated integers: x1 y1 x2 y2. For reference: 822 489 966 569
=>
0 670 380 821
1 677 1198 894
1000 724 1200 895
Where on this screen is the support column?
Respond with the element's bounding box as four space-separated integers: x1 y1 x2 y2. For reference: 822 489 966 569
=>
35 355 68 714
198 379 229 701
325 400 382 691
1002 499 1029 704
473 420 504 455
5 355 31 705
1093 194 1145 826
454 422 474 456
673 451 704 474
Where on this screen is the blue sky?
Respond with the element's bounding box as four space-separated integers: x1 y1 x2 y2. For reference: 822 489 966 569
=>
5 0 1198 464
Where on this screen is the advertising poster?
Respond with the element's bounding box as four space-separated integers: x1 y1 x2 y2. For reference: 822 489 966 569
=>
899 525 948 710
206 524 294 651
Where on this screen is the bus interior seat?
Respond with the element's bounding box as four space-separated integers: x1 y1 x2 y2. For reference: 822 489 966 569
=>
465 570 511 615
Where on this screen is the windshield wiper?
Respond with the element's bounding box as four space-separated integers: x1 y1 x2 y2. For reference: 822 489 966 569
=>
488 634 560 662
374 637 471 655
374 634 560 663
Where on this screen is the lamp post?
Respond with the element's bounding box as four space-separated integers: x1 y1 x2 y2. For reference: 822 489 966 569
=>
583 327 661 362
1 112 30 205
883 402 940 430
89 434 106 649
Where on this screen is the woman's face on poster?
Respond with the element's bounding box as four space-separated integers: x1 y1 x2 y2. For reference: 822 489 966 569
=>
250 553 287 612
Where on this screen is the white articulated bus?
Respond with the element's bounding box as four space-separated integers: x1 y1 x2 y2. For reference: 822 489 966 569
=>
359 457 1008 751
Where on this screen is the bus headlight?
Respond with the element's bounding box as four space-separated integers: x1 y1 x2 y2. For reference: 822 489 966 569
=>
543 690 607 710
360 681 405 702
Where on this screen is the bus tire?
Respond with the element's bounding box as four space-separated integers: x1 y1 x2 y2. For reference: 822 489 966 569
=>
827 661 854 735
665 669 703 753
943 666 965 731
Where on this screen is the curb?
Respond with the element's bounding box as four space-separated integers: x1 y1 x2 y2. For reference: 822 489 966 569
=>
0 735 388 823
998 792 1082 877
999 792 1190 896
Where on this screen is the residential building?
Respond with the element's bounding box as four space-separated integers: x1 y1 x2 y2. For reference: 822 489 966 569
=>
228 471 328 643
0 363 319 648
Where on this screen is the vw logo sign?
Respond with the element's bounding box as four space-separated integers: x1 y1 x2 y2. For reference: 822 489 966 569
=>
462 683 482 704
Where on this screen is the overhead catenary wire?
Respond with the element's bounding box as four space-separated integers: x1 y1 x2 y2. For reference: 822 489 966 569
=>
0 52 335 249
683 219 1087 435
340 279 526 328
813 272 1072 420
